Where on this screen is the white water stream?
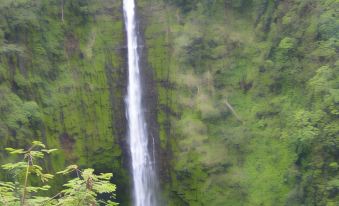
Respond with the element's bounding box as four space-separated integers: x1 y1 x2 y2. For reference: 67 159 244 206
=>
123 0 158 205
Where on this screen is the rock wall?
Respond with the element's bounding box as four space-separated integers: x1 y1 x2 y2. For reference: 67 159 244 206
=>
138 0 339 205
0 0 131 204
0 0 338 205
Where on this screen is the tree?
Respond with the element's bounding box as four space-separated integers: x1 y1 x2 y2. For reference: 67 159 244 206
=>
0 141 118 206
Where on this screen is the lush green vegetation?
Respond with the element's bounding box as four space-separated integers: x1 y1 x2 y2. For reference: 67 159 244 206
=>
0 0 338 205
0 141 117 205
139 0 338 205
0 0 129 204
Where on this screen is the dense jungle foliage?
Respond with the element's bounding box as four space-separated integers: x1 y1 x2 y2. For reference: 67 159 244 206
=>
0 0 129 203
0 0 338 205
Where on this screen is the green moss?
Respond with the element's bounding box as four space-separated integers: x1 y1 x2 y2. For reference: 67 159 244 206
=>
1 0 338 205
139 0 339 205
0 0 130 204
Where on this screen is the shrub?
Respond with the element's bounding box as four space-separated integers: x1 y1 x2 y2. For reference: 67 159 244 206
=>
0 141 118 206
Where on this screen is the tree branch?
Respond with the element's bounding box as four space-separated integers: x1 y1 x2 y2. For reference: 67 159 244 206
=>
225 99 242 123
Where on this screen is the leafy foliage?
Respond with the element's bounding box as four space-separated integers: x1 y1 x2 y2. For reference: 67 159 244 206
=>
0 0 338 205
141 0 339 205
0 0 129 203
0 141 118 206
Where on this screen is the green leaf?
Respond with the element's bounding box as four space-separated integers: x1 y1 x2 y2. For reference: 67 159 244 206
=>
32 164 43 171
82 168 94 180
107 200 119 206
57 165 78 175
0 181 15 190
2 162 27 170
41 149 58 154
97 173 113 180
5 147 15 152
93 182 116 193
26 185 51 192
42 173 54 181
5 148 25 154
32 141 46 148
30 151 44 158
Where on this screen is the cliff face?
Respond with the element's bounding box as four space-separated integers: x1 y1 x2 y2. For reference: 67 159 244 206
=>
0 0 338 206
138 0 338 205
0 0 130 204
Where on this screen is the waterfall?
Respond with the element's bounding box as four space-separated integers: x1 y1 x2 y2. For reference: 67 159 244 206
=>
123 0 159 206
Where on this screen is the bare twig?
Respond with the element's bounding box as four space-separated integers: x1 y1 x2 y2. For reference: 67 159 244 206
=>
225 99 242 123
42 192 63 205
22 155 31 206
61 0 64 23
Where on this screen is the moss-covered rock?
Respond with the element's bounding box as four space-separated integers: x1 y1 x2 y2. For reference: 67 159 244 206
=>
138 0 339 205
0 0 130 204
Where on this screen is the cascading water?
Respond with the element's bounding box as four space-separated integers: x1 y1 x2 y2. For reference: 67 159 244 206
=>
123 0 159 206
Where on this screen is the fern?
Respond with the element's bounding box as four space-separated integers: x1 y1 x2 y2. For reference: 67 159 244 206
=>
0 141 118 206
